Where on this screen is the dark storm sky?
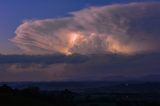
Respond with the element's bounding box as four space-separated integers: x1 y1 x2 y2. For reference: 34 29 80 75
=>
0 0 160 81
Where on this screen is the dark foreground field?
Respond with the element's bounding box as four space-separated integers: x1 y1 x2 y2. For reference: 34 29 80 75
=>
0 82 160 106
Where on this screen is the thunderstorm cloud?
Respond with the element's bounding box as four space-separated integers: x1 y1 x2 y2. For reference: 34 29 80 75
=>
12 2 160 55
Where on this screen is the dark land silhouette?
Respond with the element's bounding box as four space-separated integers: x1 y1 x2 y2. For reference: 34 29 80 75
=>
0 82 160 106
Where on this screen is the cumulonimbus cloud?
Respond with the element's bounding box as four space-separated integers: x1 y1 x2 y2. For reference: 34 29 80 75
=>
12 2 160 55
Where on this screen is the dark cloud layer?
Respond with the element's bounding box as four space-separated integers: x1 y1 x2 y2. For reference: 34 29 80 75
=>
0 53 159 81
12 2 160 55
0 54 88 64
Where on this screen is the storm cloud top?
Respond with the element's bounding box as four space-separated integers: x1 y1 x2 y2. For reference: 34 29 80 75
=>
11 2 160 55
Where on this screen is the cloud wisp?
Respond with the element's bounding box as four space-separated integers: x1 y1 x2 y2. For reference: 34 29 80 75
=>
12 2 160 55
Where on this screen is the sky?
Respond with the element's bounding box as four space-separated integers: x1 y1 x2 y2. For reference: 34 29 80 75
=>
0 0 160 81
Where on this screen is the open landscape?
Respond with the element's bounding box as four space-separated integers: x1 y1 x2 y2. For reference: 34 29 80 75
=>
0 81 160 106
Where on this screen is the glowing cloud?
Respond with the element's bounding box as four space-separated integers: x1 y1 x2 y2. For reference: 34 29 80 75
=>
106 36 133 54
12 2 160 55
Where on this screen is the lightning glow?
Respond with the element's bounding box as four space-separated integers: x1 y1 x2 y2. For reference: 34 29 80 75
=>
63 32 81 55
106 36 133 54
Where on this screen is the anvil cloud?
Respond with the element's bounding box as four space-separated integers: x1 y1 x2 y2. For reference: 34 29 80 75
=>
12 2 160 55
